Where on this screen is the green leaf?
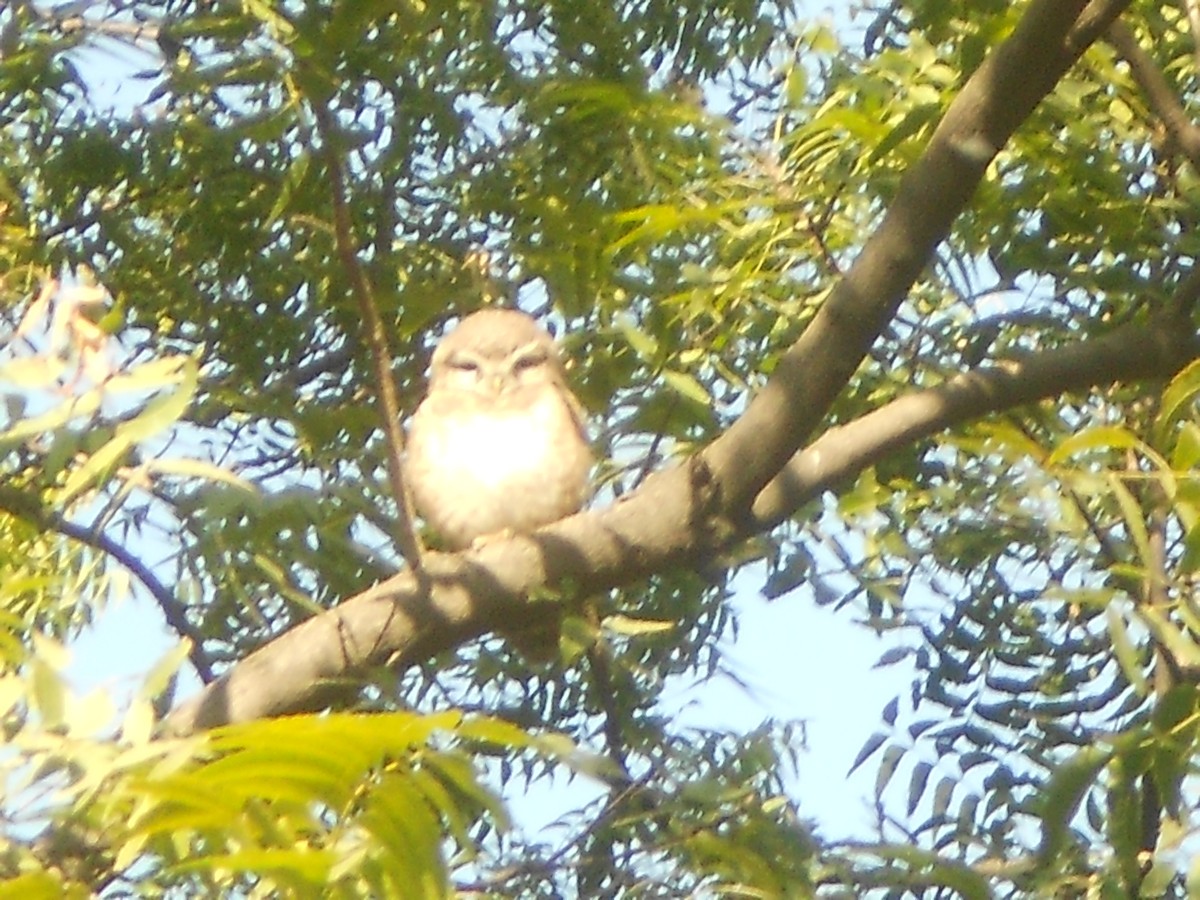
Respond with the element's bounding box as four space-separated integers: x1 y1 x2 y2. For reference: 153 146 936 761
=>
1107 472 1151 571
1171 421 1200 470
603 614 675 636
858 844 991 900
1046 425 1143 466
0 356 69 389
1139 861 1177 898
616 317 660 361
0 872 84 900
662 368 712 406
869 102 939 163
57 357 198 506
1105 606 1148 697
142 457 258 493
28 657 66 728
1036 745 1112 864
906 760 931 815
1155 358 1200 438
138 640 193 705
171 847 333 883
267 151 311 224
1180 521 1200 576
931 776 955 819
849 731 888 776
361 772 446 898
104 355 195 394
0 391 104 451
1137 605 1200 672
875 744 905 799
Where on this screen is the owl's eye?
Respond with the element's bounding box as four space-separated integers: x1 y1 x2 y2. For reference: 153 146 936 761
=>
511 348 548 374
447 355 481 374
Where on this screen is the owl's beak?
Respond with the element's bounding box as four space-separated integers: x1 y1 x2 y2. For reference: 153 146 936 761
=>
486 373 507 394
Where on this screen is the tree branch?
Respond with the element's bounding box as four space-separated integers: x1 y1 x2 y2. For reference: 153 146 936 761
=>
164 305 1197 734
1106 20 1200 170
701 0 1130 514
310 103 425 574
749 307 1197 530
0 486 215 684
163 0 1142 735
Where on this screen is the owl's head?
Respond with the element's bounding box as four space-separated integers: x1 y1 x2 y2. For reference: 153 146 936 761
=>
428 308 565 397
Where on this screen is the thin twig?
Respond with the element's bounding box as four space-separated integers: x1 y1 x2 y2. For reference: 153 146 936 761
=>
0 486 215 683
1106 20 1200 171
584 602 631 777
310 102 425 574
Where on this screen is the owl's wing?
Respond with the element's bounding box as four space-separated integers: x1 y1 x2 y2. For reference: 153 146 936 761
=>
560 382 592 445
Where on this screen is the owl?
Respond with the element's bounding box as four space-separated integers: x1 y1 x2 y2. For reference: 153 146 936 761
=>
406 308 593 656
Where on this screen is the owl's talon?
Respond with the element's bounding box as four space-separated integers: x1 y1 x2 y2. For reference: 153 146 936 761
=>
469 528 515 550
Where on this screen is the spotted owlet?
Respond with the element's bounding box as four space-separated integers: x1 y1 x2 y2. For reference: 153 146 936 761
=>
406 308 593 657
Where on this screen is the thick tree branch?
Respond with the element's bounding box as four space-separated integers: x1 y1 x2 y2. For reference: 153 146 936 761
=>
749 307 1197 530
164 0 1140 735
702 0 1129 514
164 307 1197 734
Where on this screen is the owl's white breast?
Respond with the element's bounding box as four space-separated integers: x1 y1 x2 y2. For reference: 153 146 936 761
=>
432 397 563 485
406 387 593 547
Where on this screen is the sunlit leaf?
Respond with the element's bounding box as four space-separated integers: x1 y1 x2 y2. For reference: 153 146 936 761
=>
1155 358 1200 438
603 613 675 635
57 358 198 505
1046 425 1144 466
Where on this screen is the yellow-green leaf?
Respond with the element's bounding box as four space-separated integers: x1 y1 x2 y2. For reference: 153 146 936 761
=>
1046 425 1143 466
603 614 675 636
57 358 198 505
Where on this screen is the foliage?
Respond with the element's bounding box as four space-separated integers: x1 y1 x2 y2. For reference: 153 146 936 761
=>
3 0 1200 896
0 633 522 897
